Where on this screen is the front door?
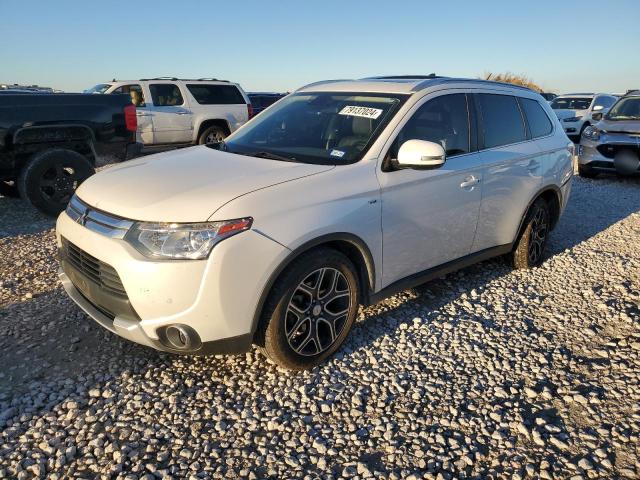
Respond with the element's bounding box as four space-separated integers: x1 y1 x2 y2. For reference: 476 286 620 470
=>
110 83 154 144
147 83 193 144
379 93 483 288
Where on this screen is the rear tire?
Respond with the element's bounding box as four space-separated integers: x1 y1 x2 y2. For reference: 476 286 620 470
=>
256 248 360 370
510 198 550 270
198 125 227 145
578 164 598 179
17 148 95 216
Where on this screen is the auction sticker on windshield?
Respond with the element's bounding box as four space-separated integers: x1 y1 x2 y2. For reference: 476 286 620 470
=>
339 106 383 119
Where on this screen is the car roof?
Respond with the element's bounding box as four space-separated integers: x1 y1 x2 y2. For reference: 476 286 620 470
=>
110 78 237 85
297 76 537 95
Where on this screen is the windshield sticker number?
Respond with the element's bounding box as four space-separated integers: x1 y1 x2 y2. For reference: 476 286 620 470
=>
338 106 383 119
330 149 345 158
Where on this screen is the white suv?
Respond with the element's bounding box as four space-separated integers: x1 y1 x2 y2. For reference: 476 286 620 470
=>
58 76 573 370
85 78 252 147
550 93 618 140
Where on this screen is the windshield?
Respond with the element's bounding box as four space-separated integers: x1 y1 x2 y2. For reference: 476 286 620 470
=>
83 83 112 94
550 97 592 110
216 92 405 165
606 97 640 120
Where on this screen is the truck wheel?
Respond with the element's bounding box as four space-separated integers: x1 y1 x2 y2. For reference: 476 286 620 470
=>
198 126 227 145
510 198 550 269
17 149 95 216
256 248 360 370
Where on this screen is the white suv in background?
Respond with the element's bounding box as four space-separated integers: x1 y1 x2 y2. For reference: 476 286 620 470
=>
59 76 573 370
85 78 252 148
550 93 618 140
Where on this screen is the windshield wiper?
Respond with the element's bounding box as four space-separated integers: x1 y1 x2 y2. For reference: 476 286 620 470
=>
249 151 298 162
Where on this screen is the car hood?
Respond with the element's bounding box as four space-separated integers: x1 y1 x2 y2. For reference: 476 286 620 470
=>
554 109 587 120
598 119 640 134
76 146 334 222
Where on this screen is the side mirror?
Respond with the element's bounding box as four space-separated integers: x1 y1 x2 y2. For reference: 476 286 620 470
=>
396 139 446 170
592 104 604 112
591 112 603 121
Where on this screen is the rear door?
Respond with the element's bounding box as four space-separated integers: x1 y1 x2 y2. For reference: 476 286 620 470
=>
146 82 193 144
472 92 543 252
110 83 154 144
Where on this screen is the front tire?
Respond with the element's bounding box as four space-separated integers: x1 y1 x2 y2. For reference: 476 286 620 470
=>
257 248 360 370
17 148 95 216
510 198 550 269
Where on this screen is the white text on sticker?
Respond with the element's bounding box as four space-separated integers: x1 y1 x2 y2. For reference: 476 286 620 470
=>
339 106 383 119
330 149 345 158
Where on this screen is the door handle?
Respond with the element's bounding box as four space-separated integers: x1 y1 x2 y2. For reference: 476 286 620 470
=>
460 176 480 189
176 111 191 115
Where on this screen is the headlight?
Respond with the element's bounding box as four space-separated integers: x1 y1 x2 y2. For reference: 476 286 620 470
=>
562 116 581 123
125 218 252 260
582 125 600 141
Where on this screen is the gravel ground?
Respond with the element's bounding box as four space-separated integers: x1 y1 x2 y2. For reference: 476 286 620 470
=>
0 173 639 479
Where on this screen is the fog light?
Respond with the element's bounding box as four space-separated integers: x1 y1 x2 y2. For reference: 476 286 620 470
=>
161 324 201 351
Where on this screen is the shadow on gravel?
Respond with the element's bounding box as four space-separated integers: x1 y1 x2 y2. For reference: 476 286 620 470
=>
0 196 55 239
547 175 640 254
0 289 160 397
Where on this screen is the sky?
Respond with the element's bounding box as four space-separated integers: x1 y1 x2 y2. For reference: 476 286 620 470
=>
1 0 638 94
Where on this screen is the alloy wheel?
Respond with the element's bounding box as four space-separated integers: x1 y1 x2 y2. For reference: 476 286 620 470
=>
528 208 548 264
285 267 352 356
205 130 225 144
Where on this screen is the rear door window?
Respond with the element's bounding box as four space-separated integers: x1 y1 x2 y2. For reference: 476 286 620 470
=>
112 84 145 107
187 84 245 104
149 83 184 106
519 98 553 138
477 94 527 148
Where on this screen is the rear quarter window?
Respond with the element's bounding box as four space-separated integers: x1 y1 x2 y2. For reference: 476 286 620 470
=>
187 84 245 105
519 98 553 138
477 94 527 148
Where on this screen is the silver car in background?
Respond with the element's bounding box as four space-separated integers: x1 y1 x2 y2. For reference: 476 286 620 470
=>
579 90 640 178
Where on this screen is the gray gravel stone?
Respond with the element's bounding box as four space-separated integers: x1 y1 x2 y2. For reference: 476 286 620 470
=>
1 173 639 478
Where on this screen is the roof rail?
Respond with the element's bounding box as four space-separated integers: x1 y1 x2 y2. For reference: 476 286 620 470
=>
296 79 352 91
623 89 640 96
366 74 440 80
137 77 230 82
413 77 536 92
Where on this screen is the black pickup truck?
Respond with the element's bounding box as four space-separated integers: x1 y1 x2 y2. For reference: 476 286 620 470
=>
0 94 141 215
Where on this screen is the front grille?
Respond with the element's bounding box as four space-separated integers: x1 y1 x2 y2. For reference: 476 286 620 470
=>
62 239 127 298
597 143 640 159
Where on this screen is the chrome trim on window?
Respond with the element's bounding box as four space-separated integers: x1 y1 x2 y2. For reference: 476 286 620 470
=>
65 195 133 239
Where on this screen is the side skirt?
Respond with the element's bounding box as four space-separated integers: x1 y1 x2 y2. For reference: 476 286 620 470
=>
365 243 512 306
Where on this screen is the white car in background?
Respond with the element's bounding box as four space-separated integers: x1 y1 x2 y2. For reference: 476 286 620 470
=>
85 78 252 148
550 93 618 140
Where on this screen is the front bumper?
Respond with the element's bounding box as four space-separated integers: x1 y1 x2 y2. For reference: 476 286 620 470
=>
579 134 640 174
561 120 584 138
56 210 290 354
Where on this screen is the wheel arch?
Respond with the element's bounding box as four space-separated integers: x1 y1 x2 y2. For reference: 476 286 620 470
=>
250 233 376 339
195 119 231 141
513 185 562 246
